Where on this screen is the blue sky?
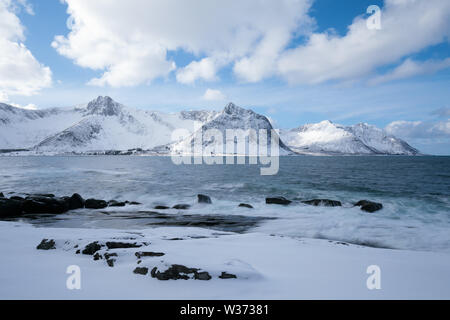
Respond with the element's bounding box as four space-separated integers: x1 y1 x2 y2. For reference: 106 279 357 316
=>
1 0 449 154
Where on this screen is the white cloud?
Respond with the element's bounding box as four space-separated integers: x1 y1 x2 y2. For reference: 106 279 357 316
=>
234 28 293 82
202 88 226 101
50 0 450 88
370 58 450 85
52 0 313 87
277 0 450 84
177 57 219 84
0 0 52 97
386 120 450 139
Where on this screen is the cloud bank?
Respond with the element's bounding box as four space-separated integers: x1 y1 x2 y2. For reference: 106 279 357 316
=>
52 0 450 88
0 0 52 100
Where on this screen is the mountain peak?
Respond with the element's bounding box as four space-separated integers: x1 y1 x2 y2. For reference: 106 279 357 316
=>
86 96 122 116
223 102 247 115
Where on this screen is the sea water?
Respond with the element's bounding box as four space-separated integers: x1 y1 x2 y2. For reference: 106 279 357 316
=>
0 156 448 252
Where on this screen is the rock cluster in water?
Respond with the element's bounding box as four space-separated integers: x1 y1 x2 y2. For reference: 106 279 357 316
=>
1 191 384 217
0 193 141 218
265 196 383 212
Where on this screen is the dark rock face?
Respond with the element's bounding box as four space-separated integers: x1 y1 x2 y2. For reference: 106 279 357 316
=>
135 251 165 258
133 267 149 275
150 264 206 281
66 193 85 210
266 197 292 205
0 198 23 217
93 252 103 261
355 200 383 213
82 242 103 255
104 252 118 260
0 192 4 198
239 203 253 209
126 201 141 205
194 271 212 280
198 194 212 204
10 196 24 201
106 259 115 267
172 204 191 210
219 272 237 279
302 199 342 207
154 205 170 210
36 239 56 250
23 196 69 214
85 199 108 209
105 242 142 249
32 194 55 198
108 200 126 207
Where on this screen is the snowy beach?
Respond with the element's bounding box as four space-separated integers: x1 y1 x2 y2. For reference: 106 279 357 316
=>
1 221 449 300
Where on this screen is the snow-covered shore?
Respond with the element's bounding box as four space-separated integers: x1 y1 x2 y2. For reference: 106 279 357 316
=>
0 221 449 300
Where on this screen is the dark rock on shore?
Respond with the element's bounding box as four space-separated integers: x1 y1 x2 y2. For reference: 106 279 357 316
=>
154 205 170 210
85 199 108 209
108 200 126 207
239 203 253 208
36 239 56 250
355 200 383 213
135 251 165 258
10 196 24 201
0 198 23 217
172 204 191 210
82 242 103 255
194 271 212 280
126 201 141 205
106 258 116 267
302 199 342 207
93 252 103 261
198 194 212 204
219 272 237 279
150 264 201 280
104 252 118 260
266 197 292 205
65 193 85 210
32 194 55 198
133 267 149 275
23 196 69 214
105 241 142 249
0 191 147 217
0 192 4 198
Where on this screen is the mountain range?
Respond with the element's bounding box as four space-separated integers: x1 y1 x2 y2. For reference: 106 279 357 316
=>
0 96 420 155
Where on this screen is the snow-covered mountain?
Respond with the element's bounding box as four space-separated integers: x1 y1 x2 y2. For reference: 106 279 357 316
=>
171 102 292 155
0 96 420 155
281 120 419 155
34 96 203 152
1 96 217 152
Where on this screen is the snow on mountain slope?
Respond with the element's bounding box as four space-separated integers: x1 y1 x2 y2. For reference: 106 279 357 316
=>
349 123 419 155
0 97 420 155
281 120 419 155
34 96 216 152
172 103 292 155
0 103 84 149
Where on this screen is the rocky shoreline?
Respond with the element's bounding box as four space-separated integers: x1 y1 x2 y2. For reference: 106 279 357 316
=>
0 192 383 218
36 233 240 282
